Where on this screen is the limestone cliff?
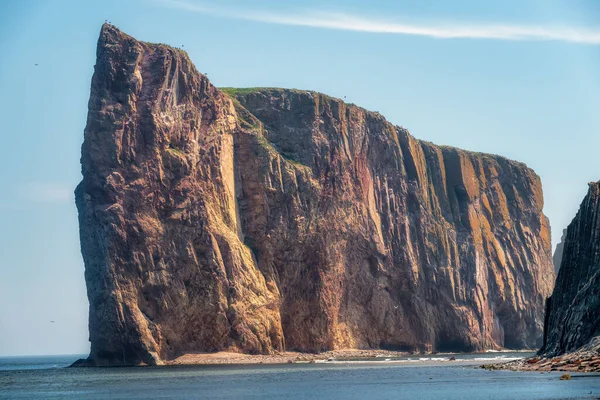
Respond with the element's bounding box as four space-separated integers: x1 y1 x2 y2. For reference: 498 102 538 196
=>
540 182 600 357
76 24 555 366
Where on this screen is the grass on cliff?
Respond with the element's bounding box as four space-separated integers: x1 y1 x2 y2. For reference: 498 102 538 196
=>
166 145 186 157
279 151 307 168
219 87 316 98
220 87 270 97
220 87 360 113
256 134 276 152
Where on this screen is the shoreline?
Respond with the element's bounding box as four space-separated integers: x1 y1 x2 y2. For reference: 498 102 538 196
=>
70 349 534 368
482 349 600 373
165 349 532 367
166 350 412 366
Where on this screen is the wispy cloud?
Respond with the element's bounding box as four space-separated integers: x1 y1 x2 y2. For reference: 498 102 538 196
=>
154 0 600 44
20 182 73 203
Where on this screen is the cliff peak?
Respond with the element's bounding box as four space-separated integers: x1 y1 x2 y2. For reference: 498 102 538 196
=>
97 23 132 50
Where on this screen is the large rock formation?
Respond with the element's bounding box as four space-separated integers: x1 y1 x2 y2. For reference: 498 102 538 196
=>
541 182 600 357
76 24 555 366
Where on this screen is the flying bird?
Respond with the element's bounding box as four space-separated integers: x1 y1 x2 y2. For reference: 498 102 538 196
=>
34 63 38 66
50 320 55 323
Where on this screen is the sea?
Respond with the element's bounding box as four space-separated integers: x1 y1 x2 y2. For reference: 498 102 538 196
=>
2 352 600 399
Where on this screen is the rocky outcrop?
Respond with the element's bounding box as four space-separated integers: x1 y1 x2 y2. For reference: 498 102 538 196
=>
76 24 555 366
540 182 600 357
553 229 567 273
488 338 600 373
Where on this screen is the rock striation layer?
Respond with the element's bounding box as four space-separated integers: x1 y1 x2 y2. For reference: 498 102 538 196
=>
541 182 600 357
76 24 555 366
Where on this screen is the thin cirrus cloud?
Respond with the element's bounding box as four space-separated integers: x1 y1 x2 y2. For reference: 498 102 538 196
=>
153 0 600 44
20 182 73 203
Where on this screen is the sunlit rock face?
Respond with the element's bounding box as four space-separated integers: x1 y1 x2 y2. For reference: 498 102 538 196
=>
76 24 554 366
541 182 600 357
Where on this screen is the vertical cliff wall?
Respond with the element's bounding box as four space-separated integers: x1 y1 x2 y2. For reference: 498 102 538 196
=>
553 229 567 273
76 24 554 366
541 182 600 357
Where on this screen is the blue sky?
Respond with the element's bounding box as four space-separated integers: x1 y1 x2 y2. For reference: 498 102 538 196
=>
1 0 599 356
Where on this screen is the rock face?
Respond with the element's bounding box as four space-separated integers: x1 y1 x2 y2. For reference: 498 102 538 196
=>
553 229 567 273
540 182 600 357
76 24 555 366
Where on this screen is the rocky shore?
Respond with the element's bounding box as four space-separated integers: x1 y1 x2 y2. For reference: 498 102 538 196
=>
167 349 411 365
482 339 600 373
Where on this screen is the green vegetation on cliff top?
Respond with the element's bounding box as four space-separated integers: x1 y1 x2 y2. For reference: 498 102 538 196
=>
219 87 318 97
220 87 337 100
219 87 272 97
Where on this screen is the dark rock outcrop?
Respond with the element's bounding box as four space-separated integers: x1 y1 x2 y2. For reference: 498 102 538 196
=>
553 229 567 273
541 182 600 357
76 24 555 366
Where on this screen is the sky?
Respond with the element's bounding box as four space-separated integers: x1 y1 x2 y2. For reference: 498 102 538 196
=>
1 0 599 356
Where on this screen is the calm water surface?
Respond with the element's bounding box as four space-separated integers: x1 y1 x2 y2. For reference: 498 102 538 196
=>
2 354 600 399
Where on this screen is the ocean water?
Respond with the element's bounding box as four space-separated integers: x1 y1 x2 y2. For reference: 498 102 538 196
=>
2 353 600 399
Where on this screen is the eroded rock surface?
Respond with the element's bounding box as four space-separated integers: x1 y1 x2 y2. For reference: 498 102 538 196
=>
540 182 600 358
76 24 554 366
